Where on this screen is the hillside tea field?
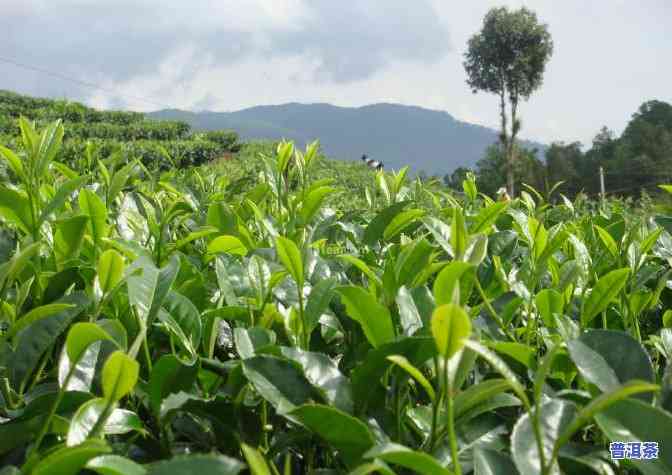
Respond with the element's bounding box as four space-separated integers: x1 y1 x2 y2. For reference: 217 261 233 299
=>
2 118 672 475
0 90 240 175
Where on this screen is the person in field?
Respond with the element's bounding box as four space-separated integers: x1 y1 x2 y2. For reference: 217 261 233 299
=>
361 154 383 171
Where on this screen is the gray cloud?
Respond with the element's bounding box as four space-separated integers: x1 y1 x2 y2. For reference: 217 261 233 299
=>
0 0 450 100
271 1 451 82
2 0 670 146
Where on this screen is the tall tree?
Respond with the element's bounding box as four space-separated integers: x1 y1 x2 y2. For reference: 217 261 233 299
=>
464 6 553 196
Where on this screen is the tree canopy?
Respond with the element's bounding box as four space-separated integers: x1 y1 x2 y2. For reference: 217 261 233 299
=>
464 6 553 197
459 99 672 200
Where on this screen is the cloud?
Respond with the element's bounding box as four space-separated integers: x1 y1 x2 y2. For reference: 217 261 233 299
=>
1 0 670 147
0 0 450 95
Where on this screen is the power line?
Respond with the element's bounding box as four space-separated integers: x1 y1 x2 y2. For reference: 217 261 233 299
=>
0 55 174 110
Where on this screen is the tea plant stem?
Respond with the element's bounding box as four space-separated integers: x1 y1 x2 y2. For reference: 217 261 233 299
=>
28 363 76 460
297 290 308 350
262 400 270 451
307 445 315 474
169 334 177 355
444 356 461 475
474 278 516 341
26 182 39 244
532 404 548 474
394 380 402 442
25 346 51 394
142 337 153 373
427 355 441 452
0 377 15 410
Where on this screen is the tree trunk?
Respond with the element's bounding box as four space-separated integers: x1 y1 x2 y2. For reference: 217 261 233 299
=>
508 95 520 197
507 152 515 198
499 89 513 196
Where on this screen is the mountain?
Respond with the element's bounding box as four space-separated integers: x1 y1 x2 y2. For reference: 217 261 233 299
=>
149 103 545 176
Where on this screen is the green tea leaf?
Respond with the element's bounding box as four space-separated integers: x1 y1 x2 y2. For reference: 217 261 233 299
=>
431 303 471 358
242 355 322 415
555 381 659 451
351 337 436 409
363 201 410 246
54 215 90 264
511 398 577 475
364 443 451 475
473 447 518 475
208 235 248 256
336 286 395 348
66 322 114 363
6 303 75 340
395 286 424 336
0 144 25 180
275 236 304 288
280 346 353 413
487 341 537 369
0 185 33 234
567 330 655 401
160 290 202 356
102 351 139 402
31 440 111 475
290 404 375 466
595 398 672 475
146 454 244 475
581 268 630 326
471 201 508 234
450 207 467 260
304 277 337 334
38 176 88 228
594 224 618 257
383 209 425 241
433 261 475 306
97 249 125 295
86 455 147 475
387 355 436 402
10 292 89 389
535 288 564 328
79 188 109 246
67 397 109 446
300 186 336 223
453 379 514 422
149 354 199 415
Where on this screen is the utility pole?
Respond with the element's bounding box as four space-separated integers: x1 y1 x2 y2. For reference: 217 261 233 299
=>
599 166 606 203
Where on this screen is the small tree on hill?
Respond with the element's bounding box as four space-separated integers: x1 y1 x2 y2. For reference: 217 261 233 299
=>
464 6 553 197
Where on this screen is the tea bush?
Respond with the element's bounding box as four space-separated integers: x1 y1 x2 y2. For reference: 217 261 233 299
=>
0 91 240 172
1 119 672 475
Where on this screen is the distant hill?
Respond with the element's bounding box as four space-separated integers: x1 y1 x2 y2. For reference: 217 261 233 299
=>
150 103 546 176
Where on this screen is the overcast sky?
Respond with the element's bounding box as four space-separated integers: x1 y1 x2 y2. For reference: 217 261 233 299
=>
1 0 670 146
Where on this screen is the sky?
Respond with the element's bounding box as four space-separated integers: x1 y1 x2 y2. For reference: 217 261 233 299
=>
1 0 670 146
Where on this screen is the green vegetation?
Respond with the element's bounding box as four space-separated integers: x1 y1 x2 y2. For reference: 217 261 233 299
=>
1 113 672 475
444 100 672 202
0 5 671 471
0 90 240 174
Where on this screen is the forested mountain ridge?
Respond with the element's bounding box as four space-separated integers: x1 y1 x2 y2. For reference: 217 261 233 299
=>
150 102 546 175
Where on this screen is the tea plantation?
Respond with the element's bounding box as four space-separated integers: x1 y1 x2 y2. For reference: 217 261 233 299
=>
1 94 672 474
